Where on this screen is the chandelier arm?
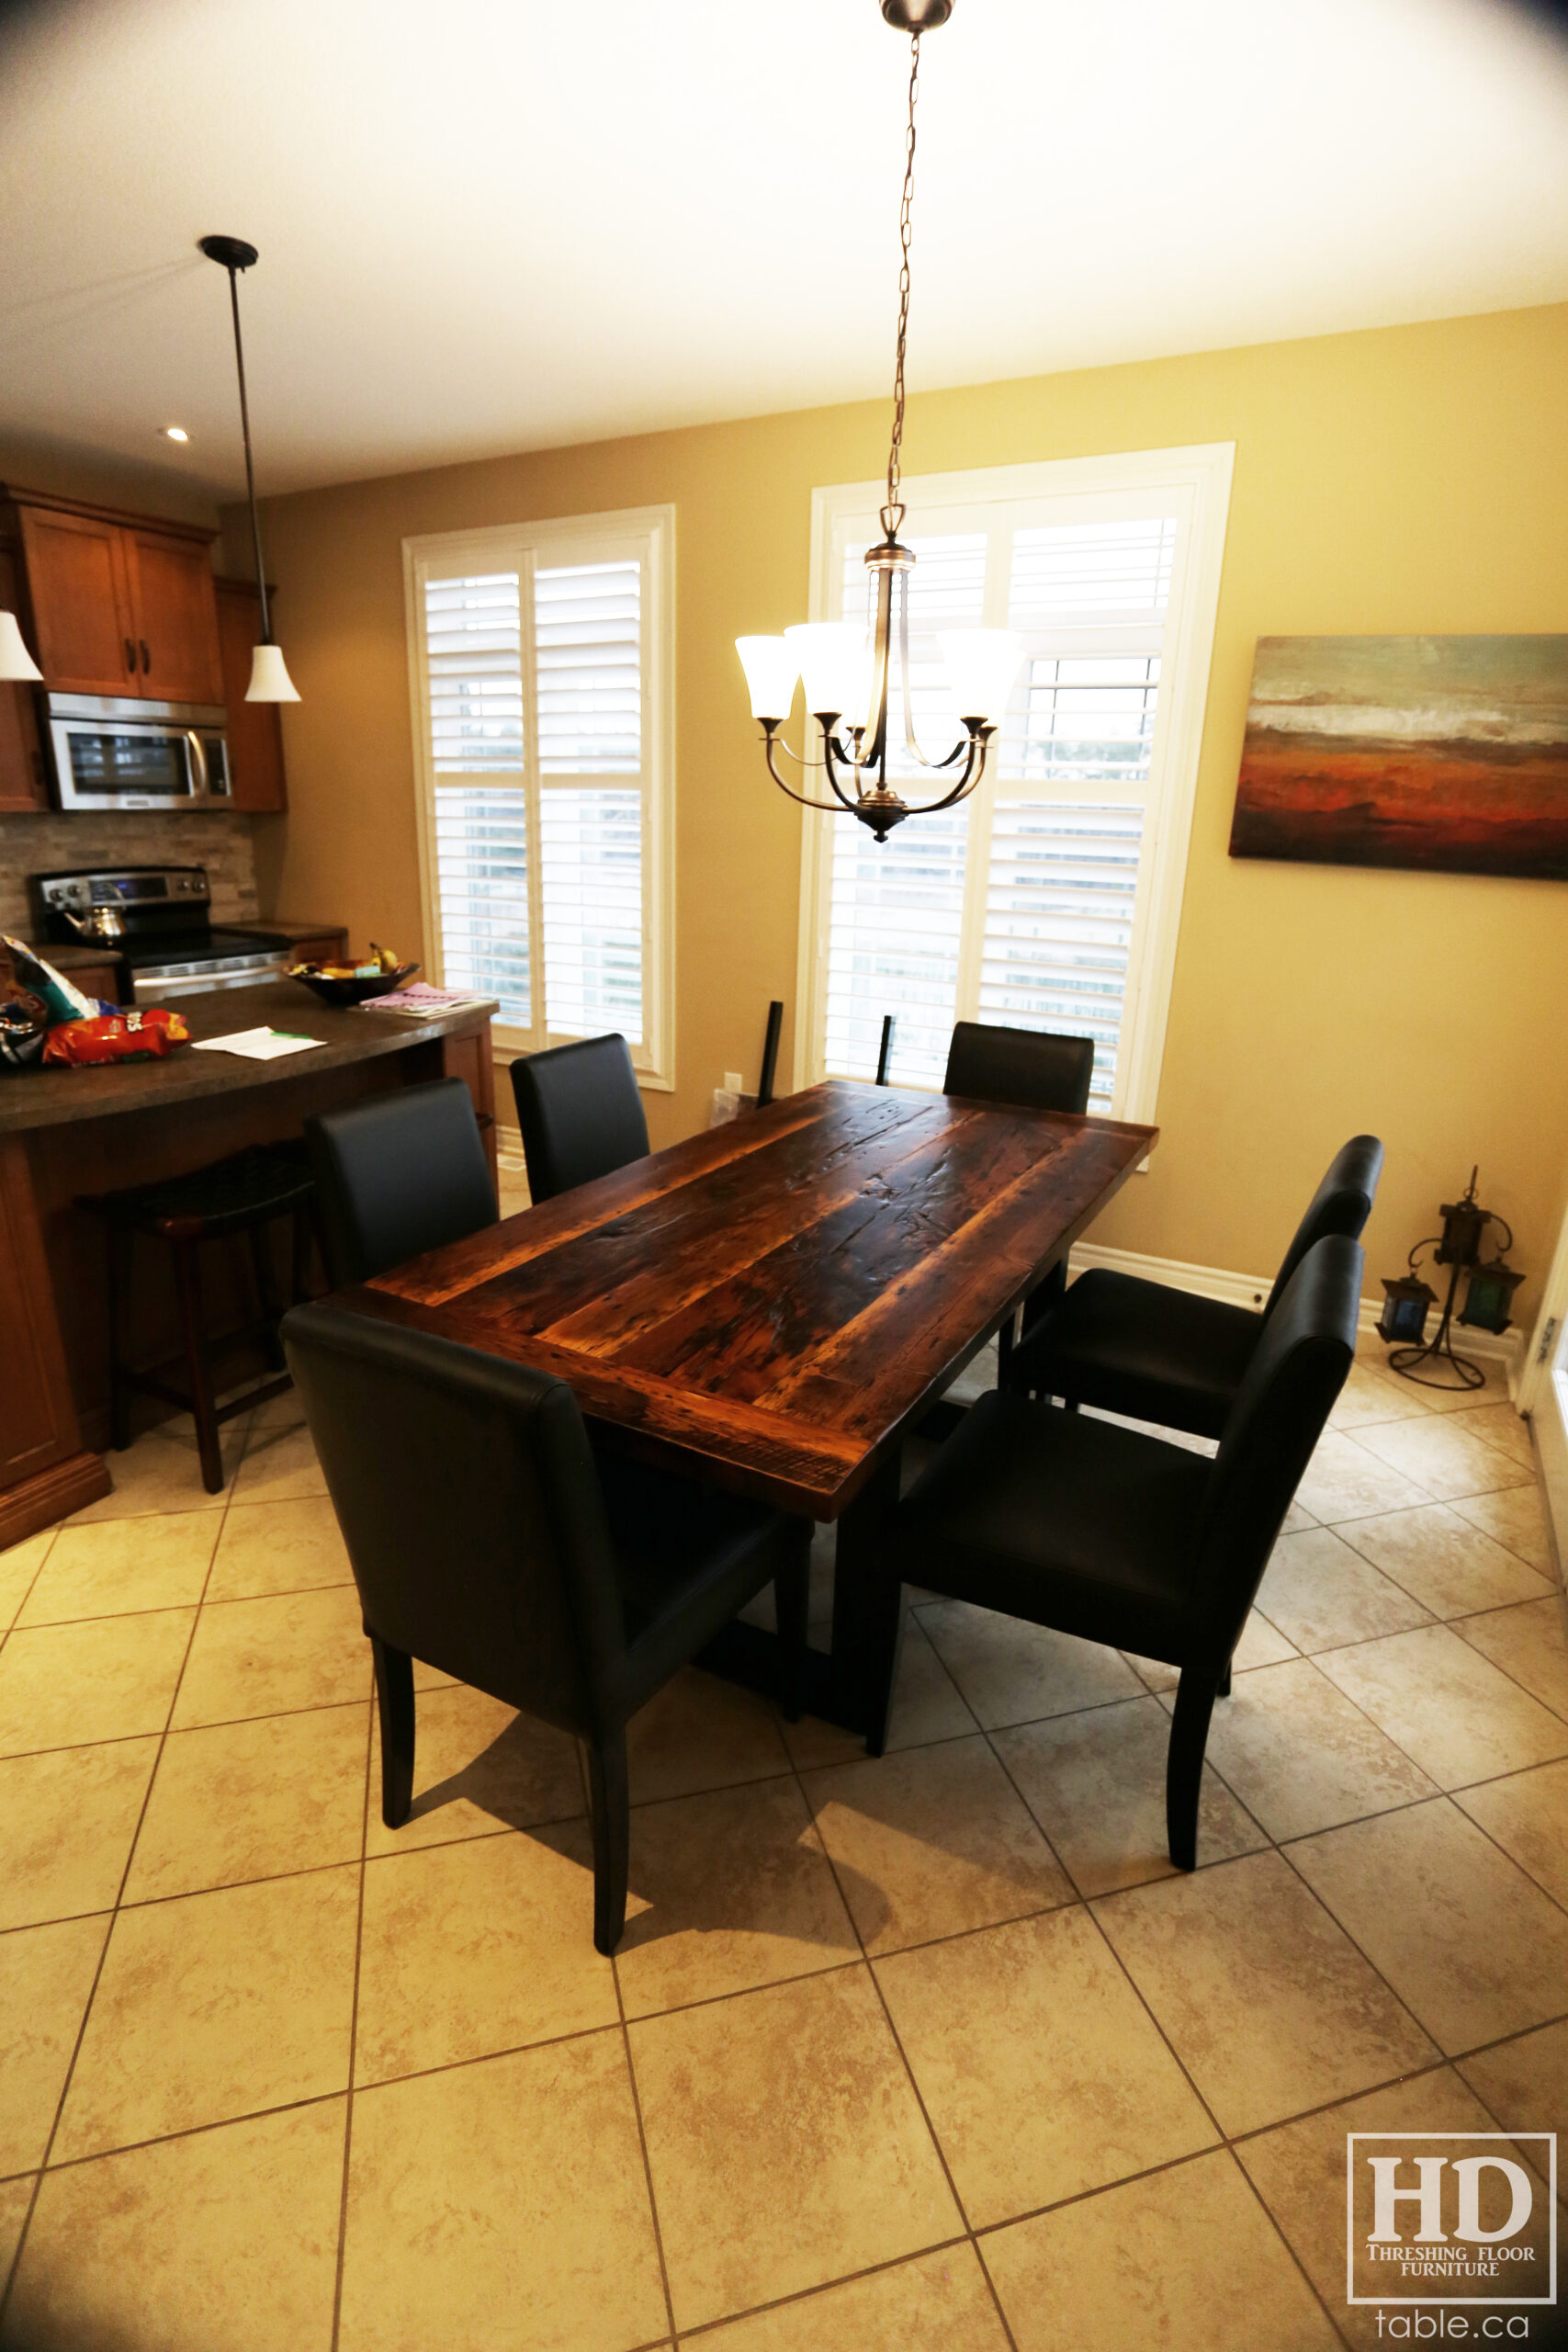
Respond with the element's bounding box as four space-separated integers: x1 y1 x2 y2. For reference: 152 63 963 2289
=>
819 729 877 813
762 733 861 814
896 731 991 816
760 728 833 775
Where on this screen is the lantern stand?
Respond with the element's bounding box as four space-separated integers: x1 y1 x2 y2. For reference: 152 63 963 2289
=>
1382 1168 1513 1392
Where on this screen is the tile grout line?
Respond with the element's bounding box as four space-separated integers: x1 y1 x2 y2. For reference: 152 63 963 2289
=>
328 1682 375 2352
605 1731 682 2352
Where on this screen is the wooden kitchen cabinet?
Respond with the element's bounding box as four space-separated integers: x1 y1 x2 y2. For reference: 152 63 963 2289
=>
5 487 223 707
0 533 47 810
216 577 288 809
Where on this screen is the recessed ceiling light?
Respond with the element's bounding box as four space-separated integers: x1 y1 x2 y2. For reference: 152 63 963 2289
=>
162 425 189 442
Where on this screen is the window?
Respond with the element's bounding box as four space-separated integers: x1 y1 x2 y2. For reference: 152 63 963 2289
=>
404 507 674 1086
795 449 1233 1118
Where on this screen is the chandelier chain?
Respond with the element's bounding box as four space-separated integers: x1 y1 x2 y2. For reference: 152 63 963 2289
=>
882 29 920 539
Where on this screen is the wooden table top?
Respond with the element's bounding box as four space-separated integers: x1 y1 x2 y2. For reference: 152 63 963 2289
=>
348 1080 1157 1519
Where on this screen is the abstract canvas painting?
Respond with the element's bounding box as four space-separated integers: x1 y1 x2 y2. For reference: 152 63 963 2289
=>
1229 636 1568 879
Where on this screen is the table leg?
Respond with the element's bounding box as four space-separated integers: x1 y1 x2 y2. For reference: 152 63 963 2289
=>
829 1450 904 1742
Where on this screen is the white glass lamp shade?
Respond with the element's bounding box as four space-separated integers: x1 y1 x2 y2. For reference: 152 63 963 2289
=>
938 628 1025 726
785 622 869 721
246 642 300 703
0 611 42 683
735 636 799 725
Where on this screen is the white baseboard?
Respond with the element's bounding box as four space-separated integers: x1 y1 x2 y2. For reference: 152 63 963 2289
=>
1069 1240 1524 1386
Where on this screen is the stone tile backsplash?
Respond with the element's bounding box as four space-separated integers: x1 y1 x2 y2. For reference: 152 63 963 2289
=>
0 812 260 937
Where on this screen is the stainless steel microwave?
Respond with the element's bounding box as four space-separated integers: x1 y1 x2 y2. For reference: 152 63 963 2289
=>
45 694 232 811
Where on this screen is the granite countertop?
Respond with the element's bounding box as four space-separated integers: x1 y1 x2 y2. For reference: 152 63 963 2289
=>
0 978 496 1135
28 920 347 976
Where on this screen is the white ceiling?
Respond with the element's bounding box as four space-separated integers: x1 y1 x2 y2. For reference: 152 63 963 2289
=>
1 0 1566 503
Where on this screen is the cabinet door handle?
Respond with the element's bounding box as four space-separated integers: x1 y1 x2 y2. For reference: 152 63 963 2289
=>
140 640 151 673
124 638 136 673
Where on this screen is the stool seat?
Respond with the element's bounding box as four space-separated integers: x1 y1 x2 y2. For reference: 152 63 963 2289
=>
86 1147 314 1241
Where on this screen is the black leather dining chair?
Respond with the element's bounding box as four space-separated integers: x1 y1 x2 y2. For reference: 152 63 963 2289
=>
854 1234 1361 1869
282 1302 810 1953
304 1078 497 1285
509 1033 650 1204
1004 1132 1383 1439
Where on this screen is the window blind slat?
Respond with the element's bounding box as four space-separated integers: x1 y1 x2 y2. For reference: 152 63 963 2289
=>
540 786 644 1041
822 808 967 1089
424 573 525 773
434 784 531 1025
536 560 642 775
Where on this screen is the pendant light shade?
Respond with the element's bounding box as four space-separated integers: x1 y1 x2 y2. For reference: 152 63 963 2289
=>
246 643 300 703
0 611 42 683
936 628 1025 726
735 637 800 726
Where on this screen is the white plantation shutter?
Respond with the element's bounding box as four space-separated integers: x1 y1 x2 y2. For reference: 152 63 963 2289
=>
409 510 672 1080
809 481 1200 1116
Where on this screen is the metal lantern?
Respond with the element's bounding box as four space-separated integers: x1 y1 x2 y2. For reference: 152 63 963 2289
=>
1460 1260 1527 1335
1377 1273 1437 1346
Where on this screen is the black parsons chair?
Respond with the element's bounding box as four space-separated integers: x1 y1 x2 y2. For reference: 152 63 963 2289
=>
304 1077 497 1285
510 1033 650 1204
856 1234 1362 1869
1003 1132 1382 1440
282 1303 810 1954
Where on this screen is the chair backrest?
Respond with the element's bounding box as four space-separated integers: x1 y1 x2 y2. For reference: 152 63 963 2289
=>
942 1021 1094 1115
1190 1233 1361 1659
509 1033 649 1204
305 1077 497 1286
1261 1135 1384 1322
281 1302 627 1735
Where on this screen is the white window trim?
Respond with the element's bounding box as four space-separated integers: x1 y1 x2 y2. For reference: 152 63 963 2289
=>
402 503 677 1091
791 445 1234 1117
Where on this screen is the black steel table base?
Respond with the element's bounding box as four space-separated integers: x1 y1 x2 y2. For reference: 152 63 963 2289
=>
1388 1257 1486 1392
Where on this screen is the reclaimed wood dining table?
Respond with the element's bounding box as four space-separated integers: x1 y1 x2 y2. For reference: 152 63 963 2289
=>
337 1079 1158 1736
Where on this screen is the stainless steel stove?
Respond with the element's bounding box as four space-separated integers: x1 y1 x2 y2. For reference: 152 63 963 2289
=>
29 865 296 1002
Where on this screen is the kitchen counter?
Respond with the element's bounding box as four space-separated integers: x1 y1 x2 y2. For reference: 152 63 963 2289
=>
0 979 493 1133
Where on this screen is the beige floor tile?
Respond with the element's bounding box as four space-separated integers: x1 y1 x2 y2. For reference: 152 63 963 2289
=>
1094 1849 1437 2137
0 2173 33 2300
54 1865 357 2162
1361 1344 1512 1415
631 1964 959 2331
1451 1482 1555 1574
803 1736 1070 1956
0 1737 158 1929
1257 1525 1435 1653
616 1775 858 2018
877 1906 1215 2228
1287 1797 1568 2055
1337 1499 1554 1617
205 1497 354 1602
6 2098 344 2352
1459 2018 1568 2187
1279 1496 1317 1534
230 1417 327 1504
1315 1623 1568 1786
15 1512 217 1627
355 1824 616 2082
1121 1605 1297 1695
1328 1360 1435 1429
917 1599 1143 1727
339 2033 667 2352
1348 1413 1531 1502
1444 1402 1538 1471
0 1609 194 1756
1455 1594 1568 1719
0 1914 109 2175
364 1680 582 1856
1455 1758 1568 1907
125 1702 367 1903
171 1584 369 1728
64 1417 244 1524
1235 2065 1520 2352
625 1663 791 1804
1293 1430 1435 1524
777 1613 976 1769
1196 1658 1438 1840
994 1697 1264 1896
249 1388 309 1431
694 2243 1008 2352
984 2146 1340 2352
0 1532 51 1631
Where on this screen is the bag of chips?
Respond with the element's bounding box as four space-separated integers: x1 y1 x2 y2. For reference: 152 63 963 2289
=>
0 999 48 1074
42 1008 190 1067
2 934 111 1025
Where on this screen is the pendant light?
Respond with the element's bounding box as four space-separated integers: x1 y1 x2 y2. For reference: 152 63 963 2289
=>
197 234 299 702
736 0 1021 842
0 611 42 683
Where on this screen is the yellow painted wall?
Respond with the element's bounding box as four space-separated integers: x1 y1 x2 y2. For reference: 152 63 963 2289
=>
237 301 1568 1312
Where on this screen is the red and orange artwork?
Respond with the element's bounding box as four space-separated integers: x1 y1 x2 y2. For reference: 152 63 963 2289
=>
1229 636 1568 880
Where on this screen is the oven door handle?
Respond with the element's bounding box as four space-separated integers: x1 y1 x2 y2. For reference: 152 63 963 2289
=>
184 731 209 798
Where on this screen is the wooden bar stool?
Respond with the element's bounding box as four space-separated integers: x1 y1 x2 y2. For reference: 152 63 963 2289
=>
82 1146 316 1493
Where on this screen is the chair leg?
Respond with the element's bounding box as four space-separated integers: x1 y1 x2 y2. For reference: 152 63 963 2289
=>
773 1525 811 1723
289 1203 313 1305
172 1237 224 1493
1165 1668 1222 1871
371 1636 416 1828
106 1218 132 1452
588 1727 630 1957
249 1219 287 1371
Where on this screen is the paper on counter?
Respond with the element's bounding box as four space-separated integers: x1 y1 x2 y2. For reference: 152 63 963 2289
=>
189 1027 326 1061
